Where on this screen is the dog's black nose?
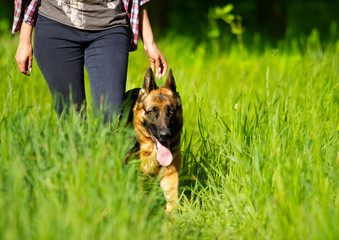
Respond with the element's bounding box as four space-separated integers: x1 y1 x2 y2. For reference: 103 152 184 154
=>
158 130 171 141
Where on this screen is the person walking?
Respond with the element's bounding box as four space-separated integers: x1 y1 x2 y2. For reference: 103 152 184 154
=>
13 0 167 121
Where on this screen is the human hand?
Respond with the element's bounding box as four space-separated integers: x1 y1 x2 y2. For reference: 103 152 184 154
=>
15 41 33 76
15 22 34 76
144 42 168 79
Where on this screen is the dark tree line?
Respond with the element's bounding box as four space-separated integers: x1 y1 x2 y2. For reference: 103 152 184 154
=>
2 0 339 40
148 0 339 41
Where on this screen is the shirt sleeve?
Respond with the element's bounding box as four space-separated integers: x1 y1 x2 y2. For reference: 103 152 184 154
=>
12 0 39 34
23 0 39 26
139 0 150 6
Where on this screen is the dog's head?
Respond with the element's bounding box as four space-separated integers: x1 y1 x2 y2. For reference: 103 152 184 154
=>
133 68 183 166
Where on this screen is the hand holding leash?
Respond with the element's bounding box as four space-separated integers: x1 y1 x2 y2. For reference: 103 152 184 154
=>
140 5 168 79
143 42 168 79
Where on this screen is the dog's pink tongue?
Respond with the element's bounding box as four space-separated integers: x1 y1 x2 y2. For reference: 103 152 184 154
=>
155 139 173 166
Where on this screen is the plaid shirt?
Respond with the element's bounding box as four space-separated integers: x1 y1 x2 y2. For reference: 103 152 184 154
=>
12 0 149 51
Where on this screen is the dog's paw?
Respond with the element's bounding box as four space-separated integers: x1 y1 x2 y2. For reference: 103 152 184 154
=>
165 202 176 214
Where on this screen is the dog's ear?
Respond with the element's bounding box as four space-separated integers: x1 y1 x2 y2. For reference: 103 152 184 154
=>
141 67 158 94
164 69 177 93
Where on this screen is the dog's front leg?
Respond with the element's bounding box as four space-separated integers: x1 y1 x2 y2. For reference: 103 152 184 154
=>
160 163 179 213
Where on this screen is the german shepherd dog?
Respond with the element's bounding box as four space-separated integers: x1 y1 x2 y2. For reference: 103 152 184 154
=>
125 68 183 213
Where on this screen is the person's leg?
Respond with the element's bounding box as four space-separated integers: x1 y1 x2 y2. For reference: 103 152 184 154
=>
84 27 130 122
34 15 86 116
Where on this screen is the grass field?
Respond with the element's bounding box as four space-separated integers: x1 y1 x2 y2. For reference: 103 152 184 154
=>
0 31 338 239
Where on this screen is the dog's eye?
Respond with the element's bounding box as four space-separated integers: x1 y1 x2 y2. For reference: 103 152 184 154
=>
147 109 156 115
168 109 175 115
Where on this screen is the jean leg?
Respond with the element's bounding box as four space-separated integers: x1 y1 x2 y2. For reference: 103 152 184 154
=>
34 15 86 116
84 27 130 122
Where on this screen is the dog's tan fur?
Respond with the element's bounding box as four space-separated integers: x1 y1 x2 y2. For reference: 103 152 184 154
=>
131 68 183 213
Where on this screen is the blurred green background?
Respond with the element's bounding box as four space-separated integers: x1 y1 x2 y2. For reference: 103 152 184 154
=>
2 0 338 43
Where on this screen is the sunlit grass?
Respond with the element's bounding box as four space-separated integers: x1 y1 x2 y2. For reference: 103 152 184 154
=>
0 31 338 239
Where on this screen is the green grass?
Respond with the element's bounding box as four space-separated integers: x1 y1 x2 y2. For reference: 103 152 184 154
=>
0 31 338 239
